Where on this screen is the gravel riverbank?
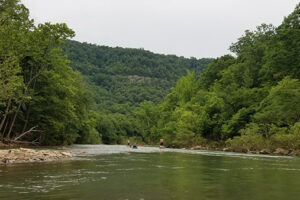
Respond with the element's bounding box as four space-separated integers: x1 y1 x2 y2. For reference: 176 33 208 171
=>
0 148 72 164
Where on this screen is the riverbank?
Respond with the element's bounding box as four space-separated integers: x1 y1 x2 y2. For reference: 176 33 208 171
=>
1 142 299 165
0 148 72 164
125 139 300 157
189 145 300 157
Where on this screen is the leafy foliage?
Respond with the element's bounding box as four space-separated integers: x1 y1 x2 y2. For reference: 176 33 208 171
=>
0 0 97 145
2 0 299 150
133 3 300 149
63 40 213 107
62 40 213 144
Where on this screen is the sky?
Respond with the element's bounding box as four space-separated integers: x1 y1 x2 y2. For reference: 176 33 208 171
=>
22 0 298 58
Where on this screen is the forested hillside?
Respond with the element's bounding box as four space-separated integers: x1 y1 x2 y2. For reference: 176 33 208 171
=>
135 3 300 150
63 41 212 108
62 41 213 143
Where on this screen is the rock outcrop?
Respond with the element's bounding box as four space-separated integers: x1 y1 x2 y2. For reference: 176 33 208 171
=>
191 145 207 150
222 147 232 152
259 149 271 155
289 150 300 156
273 148 290 155
0 148 72 164
128 75 151 84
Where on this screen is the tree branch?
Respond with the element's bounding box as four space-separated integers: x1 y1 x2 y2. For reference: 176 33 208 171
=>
14 126 41 141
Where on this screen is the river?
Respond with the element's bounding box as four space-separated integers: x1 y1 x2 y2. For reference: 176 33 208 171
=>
0 145 300 200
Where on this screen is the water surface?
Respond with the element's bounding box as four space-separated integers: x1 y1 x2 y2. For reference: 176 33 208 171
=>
0 145 299 200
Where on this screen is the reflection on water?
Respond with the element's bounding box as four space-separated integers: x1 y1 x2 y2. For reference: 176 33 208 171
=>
0 145 300 200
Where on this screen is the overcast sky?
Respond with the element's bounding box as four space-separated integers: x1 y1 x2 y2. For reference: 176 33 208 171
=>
22 0 298 58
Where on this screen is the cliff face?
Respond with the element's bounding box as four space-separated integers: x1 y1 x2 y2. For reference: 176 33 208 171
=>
128 75 151 84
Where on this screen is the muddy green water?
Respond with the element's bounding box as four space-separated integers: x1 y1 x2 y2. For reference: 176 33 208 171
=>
0 145 300 200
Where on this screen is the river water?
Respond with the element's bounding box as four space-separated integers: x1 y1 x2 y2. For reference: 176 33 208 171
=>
0 145 300 200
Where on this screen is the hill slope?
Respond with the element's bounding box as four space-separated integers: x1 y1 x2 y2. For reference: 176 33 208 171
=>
63 41 213 110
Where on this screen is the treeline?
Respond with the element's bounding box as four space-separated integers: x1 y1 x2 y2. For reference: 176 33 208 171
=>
135 4 300 150
0 0 99 145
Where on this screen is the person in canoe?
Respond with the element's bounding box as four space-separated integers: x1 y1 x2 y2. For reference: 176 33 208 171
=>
132 143 138 149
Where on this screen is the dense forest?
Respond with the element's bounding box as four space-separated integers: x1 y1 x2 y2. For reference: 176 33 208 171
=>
0 0 98 145
1 0 300 151
63 41 212 108
62 41 212 144
134 3 300 150
0 0 212 145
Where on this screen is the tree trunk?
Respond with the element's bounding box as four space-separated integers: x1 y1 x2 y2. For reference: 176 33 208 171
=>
6 70 42 139
0 98 11 134
2 116 10 139
21 79 36 134
14 126 39 141
6 101 22 138
21 105 31 134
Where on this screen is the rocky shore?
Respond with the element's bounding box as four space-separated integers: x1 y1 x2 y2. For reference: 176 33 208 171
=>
190 145 300 156
0 148 72 164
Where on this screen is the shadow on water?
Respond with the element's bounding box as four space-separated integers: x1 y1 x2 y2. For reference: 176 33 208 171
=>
0 145 300 200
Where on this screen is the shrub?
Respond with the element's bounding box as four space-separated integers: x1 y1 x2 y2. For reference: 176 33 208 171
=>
226 123 266 151
269 122 300 149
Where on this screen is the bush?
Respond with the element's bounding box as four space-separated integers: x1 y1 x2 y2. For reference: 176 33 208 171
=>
82 128 102 144
269 122 300 149
226 123 266 151
172 131 195 148
193 134 208 146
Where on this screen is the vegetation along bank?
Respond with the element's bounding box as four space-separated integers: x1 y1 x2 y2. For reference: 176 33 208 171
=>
1 0 300 156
